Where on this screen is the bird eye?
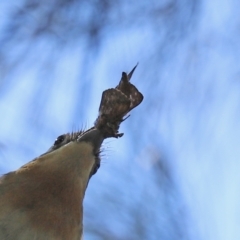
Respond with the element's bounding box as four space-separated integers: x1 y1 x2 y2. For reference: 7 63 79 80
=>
54 135 65 146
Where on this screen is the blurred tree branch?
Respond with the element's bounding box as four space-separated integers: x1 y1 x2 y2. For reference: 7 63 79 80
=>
0 0 200 239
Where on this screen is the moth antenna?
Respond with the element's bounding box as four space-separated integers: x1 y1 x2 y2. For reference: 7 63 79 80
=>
127 63 138 81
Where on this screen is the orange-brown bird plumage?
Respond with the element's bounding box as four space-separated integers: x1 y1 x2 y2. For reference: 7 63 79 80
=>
0 140 98 239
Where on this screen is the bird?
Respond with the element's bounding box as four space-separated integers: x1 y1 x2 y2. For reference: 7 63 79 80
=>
0 129 103 240
0 65 143 239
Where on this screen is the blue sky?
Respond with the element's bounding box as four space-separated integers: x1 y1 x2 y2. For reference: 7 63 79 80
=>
0 1 240 239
